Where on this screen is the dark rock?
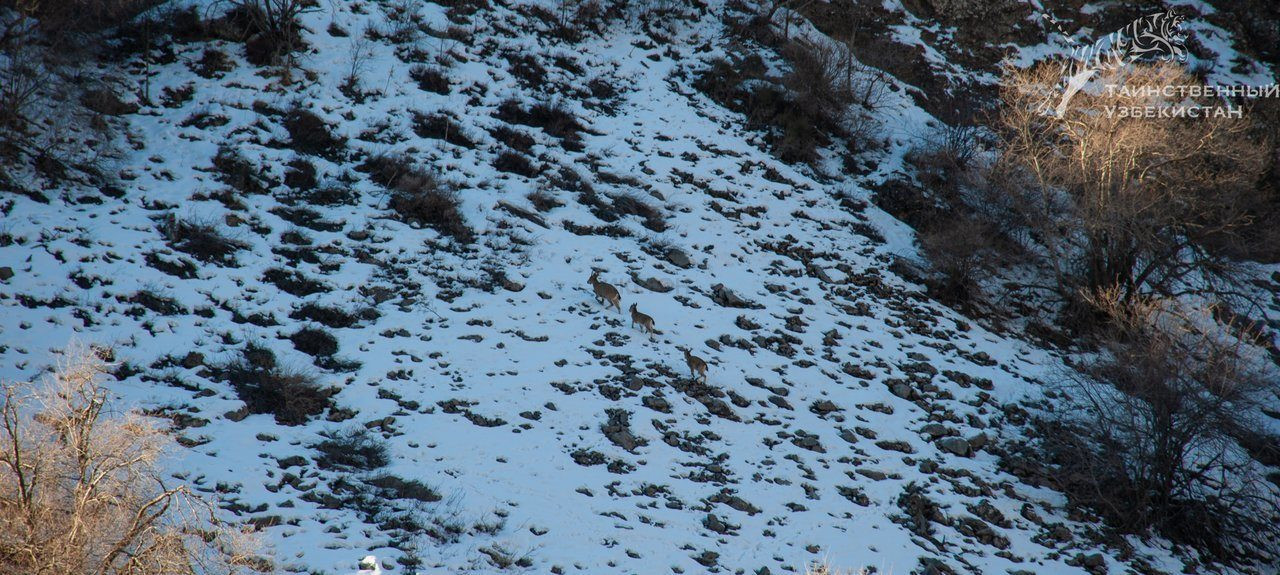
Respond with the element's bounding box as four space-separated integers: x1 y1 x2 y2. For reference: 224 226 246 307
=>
710 283 758 309
0 267 13 281
277 455 307 468
920 423 951 439
809 400 841 415
937 437 972 457
502 277 526 292
665 248 692 268
632 273 673 293
703 513 733 534
181 351 205 369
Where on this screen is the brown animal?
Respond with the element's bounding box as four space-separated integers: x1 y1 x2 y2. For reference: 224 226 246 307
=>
681 347 708 383
629 303 657 340
587 270 622 312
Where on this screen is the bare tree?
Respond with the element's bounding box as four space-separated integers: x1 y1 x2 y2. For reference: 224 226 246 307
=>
991 62 1270 319
1046 295 1280 557
0 344 264 575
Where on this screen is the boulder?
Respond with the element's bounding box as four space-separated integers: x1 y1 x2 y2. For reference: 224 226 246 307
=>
710 283 758 308
632 273 673 293
937 436 972 457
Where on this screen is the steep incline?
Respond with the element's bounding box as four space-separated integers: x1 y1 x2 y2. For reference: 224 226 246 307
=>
1 1 1274 574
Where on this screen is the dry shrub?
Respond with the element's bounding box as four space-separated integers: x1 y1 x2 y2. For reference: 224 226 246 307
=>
409 64 450 94
803 559 868 575
158 214 249 267
494 99 584 150
0 344 263 575
994 62 1269 312
313 428 389 470
363 153 472 242
1046 296 1280 559
918 216 995 306
229 0 311 66
282 105 345 159
6 0 164 33
696 34 884 164
493 149 538 177
218 343 334 426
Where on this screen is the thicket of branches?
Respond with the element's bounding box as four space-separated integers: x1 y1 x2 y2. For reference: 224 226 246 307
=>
991 63 1272 319
904 60 1280 562
1044 295 1280 559
913 62 1277 323
0 345 263 575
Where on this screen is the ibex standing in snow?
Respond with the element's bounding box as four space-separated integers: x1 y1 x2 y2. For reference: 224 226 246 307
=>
680 347 708 383
587 270 622 312
629 303 657 340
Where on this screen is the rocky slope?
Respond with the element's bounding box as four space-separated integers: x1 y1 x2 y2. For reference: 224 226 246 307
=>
1 0 1277 574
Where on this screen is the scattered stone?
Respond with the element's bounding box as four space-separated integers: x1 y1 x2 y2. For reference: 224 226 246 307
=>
277 455 306 468
920 423 951 439
710 283 758 309
809 400 841 415
0 267 13 282
936 437 972 457
665 248 692 268
501 276 525 292
632 273 673 293
888 381 914 400
181 351 205 369
602 409 645 452
703 513 735 534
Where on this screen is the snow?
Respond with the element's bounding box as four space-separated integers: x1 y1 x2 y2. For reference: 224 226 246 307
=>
0 0 1275 574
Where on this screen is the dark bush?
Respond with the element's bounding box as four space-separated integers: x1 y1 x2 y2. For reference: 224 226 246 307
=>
494 100 585 150
283 106 346 158
1045 302 1280 558
493 150 539 177
144 251 198 279
918 216 994 306
289 303 371 328
228 0 311 66
124 289 187 316
694 39 869 165
291 326 338 357
194 48 234 78
409 65 451 94
212 145 270 195
283 157 318 191
611 192 666 232
527 189 562 212
263 267 327 296
314 428 389 470
366 474 441 502
269 205 344 232
219 343 333 425
505 52 546 85
295 184 358 206
361 154 471 242
16 0 163 33
411 112 475 148
490 126 535 153
158 215 248 266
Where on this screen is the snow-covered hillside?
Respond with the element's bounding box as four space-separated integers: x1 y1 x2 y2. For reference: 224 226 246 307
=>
2 0 1278 574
